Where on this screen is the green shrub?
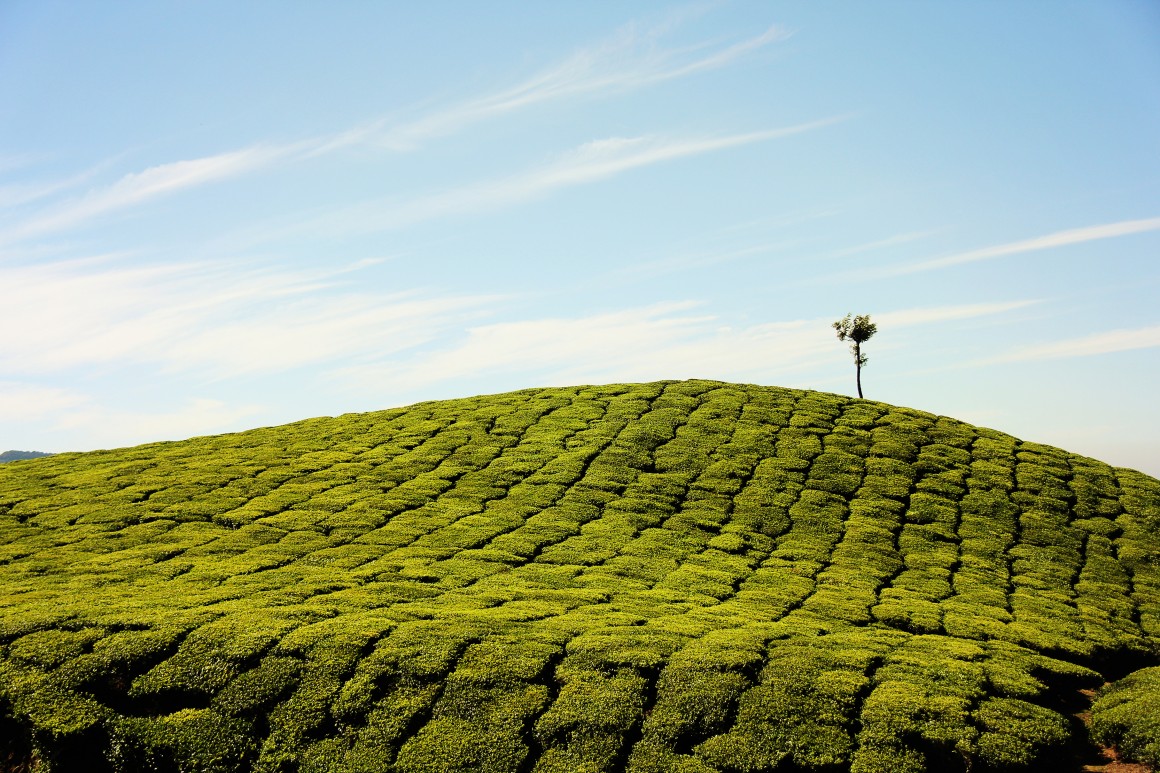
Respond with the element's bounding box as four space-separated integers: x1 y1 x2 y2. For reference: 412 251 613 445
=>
698 644 869 771
974 697 1070 769
109 709 257 773
0 380 1158 772
1090 666 1160 767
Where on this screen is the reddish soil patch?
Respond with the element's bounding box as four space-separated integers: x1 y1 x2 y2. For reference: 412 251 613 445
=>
1081 745 1153 772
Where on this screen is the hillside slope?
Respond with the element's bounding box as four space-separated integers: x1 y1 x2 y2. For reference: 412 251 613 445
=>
1 380 1158 773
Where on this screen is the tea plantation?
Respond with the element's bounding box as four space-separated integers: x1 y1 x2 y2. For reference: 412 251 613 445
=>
1 380 1158 773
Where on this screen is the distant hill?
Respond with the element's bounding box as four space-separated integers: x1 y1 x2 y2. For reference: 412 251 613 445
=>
0 380 1157 772
0 450 51 463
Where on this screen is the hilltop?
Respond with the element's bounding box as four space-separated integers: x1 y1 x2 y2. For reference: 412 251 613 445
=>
0 380 1157 773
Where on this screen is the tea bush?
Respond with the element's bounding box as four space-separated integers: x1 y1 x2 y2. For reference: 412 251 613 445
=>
1 380 1158 771
1090 666 1160 767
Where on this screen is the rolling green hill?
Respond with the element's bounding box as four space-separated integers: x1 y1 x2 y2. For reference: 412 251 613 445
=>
1 380 1158 773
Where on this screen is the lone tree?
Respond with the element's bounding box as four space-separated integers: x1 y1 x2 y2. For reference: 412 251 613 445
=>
833 313 877 398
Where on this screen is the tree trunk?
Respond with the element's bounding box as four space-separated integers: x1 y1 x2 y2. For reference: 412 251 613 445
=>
854 343 863 398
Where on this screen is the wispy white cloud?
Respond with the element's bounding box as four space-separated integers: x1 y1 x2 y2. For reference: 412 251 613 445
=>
0 382 87 422
826 230 936 259
873 300 1040 327
372 23 790 151
302 120 844 236
333 298 1032 399
0 380 259 452
166 292 496 379
0 257 496 378
877 217 1160 276
331 302 738 397
0 170 101 211
2 145 302 243
2 17 788 245
53 397 264 451
990 324 1160 363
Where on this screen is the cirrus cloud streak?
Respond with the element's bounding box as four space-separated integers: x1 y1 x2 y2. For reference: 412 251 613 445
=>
872 216 1160 277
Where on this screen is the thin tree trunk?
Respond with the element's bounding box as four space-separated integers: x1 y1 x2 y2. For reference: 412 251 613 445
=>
854 343 863 398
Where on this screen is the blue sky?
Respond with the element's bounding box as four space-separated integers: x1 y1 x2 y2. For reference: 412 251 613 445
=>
2 2 1159 476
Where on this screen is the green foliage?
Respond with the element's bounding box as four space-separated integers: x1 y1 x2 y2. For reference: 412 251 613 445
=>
1090 666 1160 767
109 709 258 773
0 380 1158 772
974 698 1070 769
